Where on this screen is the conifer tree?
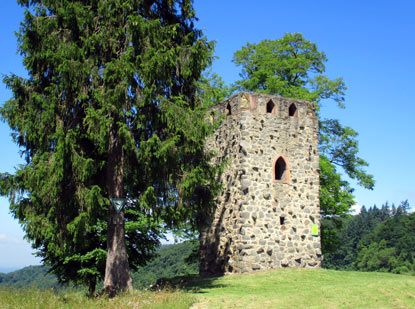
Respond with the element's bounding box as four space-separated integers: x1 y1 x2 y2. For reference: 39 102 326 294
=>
0 0 219 296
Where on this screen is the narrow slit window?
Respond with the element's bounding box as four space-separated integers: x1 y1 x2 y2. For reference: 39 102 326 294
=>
266 100 275 113
289 103 297 117
274 157 287 181
226 103 232 116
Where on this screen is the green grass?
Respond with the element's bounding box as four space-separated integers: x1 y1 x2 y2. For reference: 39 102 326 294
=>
182 268 415 308
1 269 415 308
0 288 195 309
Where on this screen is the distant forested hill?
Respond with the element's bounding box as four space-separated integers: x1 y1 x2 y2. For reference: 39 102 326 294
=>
0 265 58 289
131 240 199 288
0 240 198 290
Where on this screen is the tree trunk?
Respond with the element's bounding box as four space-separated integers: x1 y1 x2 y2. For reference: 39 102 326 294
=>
103 122 132 297
88 277 96 298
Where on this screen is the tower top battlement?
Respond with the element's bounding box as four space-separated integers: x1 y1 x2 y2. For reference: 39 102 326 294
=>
210 92 316 119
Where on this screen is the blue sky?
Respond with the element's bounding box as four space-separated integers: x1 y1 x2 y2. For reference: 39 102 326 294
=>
1 0 414 269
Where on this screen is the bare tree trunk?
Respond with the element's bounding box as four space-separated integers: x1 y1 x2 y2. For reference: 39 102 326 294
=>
103 122 132 297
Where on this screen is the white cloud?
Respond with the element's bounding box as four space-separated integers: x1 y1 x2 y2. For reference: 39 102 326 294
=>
0 234 6 240
349 203 362 215
160 232 184 245
161 233 175 244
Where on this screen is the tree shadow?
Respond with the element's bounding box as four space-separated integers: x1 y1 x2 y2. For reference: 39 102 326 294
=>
151 274 227 294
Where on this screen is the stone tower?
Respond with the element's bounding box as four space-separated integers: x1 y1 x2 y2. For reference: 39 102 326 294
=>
200 92 322 276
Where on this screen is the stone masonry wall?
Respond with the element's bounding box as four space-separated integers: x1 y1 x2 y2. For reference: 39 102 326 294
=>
200 92 322 276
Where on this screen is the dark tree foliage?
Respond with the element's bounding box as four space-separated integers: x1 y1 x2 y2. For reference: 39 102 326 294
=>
0 0 221 296
323 204 391 269
232 33 374 251
355 203 415 274
324 201 415 274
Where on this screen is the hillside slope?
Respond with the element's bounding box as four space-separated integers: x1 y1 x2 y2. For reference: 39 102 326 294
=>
0 265 58 289
0 241 198 290
1 268 415 308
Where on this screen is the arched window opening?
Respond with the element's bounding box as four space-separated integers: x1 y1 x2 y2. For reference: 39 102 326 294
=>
274 157 287 181
266 100 275 113
289 103 297 117
226 103 232 116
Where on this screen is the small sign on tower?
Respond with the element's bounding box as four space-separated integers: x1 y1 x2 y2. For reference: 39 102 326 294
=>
312 224 319 236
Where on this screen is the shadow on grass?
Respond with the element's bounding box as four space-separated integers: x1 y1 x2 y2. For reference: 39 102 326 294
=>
151 274 227 294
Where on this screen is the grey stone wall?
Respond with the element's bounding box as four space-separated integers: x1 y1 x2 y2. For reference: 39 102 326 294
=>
200 92 322 276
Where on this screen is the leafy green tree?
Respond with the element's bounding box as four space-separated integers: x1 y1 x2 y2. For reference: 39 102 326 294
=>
356 240 397 272
197 70 232 108
323 204 393 269
1 0 220 296
233 33 345 107
232 33 374 251
355 208 415 274
324 200 415 274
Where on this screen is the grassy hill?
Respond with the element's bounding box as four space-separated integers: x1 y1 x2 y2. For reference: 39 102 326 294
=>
2 240 415 308
182 268 415 308
1 268 415 308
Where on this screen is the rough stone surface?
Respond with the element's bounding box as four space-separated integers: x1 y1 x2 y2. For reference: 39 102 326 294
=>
199 92 322 276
